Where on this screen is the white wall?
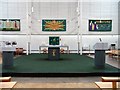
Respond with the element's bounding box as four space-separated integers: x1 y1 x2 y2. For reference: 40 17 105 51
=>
0 1 118 35
0 35 119 52
0 1 119 53
0 2 78 35
118 1 120 49
118 1 120 34
0 2 28 34
31 2 78 35
82 1 118 34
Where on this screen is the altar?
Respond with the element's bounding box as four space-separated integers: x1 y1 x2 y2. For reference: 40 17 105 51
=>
39 45 69 54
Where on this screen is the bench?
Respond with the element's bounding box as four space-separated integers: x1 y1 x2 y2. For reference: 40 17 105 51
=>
0 77 11 82
0 82 17 89
95 82 118 89
101 77 120 89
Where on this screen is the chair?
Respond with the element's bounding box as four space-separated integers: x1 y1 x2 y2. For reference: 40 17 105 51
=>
15 48 23 55
42 48 47 53
60 48 65 53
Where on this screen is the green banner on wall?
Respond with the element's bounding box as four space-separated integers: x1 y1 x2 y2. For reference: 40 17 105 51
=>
0 19 20 31
42 19 66 31
49 36 60 45
89 20 112 31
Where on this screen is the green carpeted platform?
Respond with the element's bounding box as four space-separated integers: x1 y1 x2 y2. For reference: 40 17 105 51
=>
1 54 119 73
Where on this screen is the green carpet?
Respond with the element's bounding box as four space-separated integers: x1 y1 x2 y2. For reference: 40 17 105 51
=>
1 54 119 73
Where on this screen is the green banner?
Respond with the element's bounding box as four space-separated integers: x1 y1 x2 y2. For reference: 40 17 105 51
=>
0 19 20 31
89 20 112 31
49 37 59 45
42 19 66 31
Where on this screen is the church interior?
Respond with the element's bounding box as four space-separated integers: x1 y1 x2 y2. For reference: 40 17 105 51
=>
0 0 120 89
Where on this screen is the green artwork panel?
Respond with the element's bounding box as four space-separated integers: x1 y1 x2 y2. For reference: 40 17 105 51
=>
49 37 59 45
89 20 112 31
42 19 66 31
0 19 20 31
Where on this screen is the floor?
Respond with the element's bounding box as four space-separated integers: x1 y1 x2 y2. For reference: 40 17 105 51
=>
12 77 100 88
13 82 98 88
0 53 120 88
12 77 101 83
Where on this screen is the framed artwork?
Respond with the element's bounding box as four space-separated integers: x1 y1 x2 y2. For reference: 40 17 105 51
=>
49 36 60 45
42 19 66 31
89 20 112 31
0 19 20 31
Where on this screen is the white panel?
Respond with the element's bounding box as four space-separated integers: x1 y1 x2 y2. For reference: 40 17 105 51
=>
82 1 118 34
30 2 78 35
0 35 118 53
0 2 28 34
82 35 118 50
1 0 119 2
0 1 118 35
60 35 78 50
0 1 119 35
0 35 28 49
30 35 78 51
31 35 49 50
118 2 120 52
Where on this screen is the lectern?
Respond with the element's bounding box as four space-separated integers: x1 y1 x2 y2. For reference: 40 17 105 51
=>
0 47 16 68
93 43 108 68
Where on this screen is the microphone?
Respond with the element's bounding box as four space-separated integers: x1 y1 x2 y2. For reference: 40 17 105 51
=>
99 38 102 42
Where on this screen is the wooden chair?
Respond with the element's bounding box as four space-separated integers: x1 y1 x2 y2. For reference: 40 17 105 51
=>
16 48 19 55
60 48 65 53
42 48 47 53
16 48 23 55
